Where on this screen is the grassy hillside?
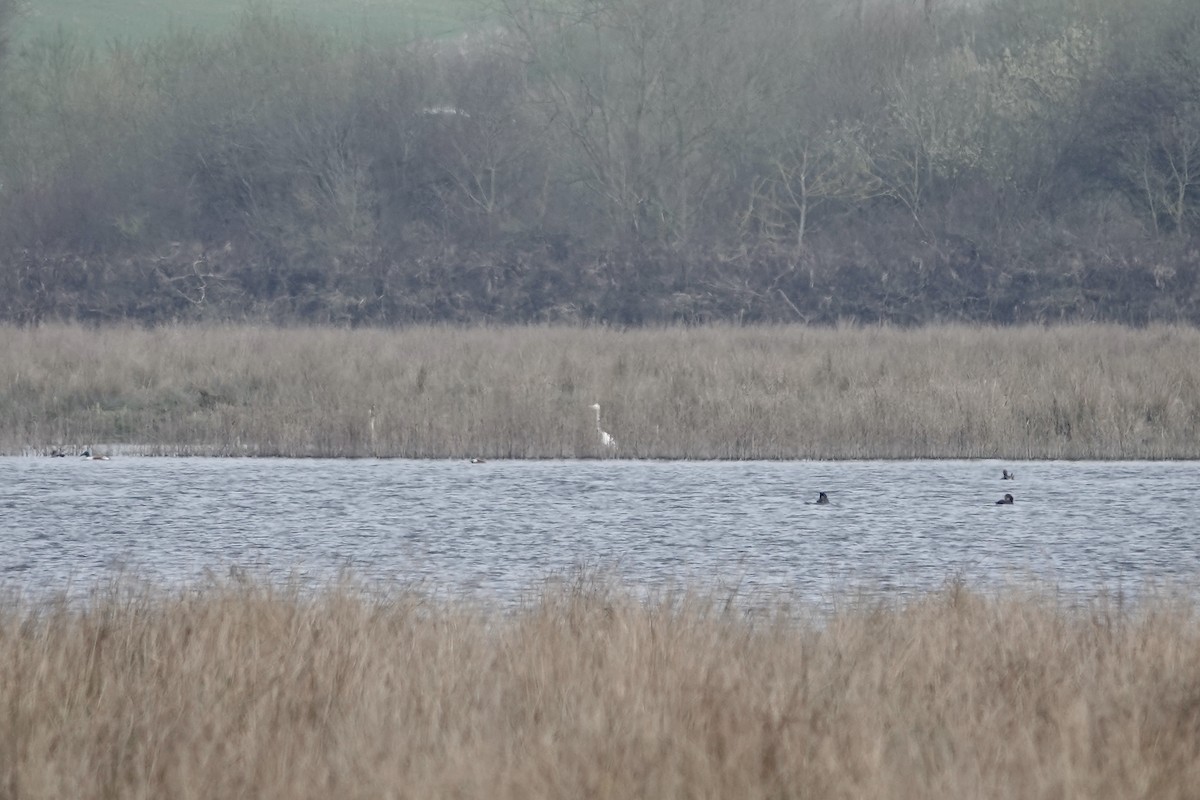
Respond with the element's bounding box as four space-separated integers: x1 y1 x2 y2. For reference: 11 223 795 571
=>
17 0 484 43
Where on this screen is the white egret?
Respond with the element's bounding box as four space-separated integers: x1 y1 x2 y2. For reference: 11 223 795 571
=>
589 403 617 450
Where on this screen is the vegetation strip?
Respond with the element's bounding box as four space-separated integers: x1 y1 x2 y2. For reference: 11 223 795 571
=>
3 323 1200 459
3 575 1199 798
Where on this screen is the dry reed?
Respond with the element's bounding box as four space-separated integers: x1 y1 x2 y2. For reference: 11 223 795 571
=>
2 575 1199 799
2 323 1200 459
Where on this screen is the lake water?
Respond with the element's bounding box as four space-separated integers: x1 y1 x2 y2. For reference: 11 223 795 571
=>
2 457 1198 604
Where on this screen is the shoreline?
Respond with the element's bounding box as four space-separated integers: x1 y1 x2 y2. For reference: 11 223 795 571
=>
4 322 1200 460
10 448 1200 462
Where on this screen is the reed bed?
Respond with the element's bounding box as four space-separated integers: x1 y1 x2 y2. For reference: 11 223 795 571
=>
2 575 1199 799
2 323 1200 459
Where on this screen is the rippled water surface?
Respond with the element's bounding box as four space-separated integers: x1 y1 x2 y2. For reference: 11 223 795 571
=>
3 457 1199 602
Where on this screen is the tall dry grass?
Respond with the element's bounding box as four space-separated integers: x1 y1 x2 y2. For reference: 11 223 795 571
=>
2 576 1199 799
2 323 1200 458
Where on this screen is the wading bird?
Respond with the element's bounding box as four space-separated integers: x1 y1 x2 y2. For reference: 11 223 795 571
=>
996 493 1014 505
590 403 617 450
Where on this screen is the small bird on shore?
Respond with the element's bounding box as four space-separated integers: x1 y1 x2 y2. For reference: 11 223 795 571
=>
1002 469 1015 480
996 493 1014 505
80 449 110 461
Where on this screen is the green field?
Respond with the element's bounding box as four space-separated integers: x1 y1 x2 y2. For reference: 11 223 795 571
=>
17 0 485 44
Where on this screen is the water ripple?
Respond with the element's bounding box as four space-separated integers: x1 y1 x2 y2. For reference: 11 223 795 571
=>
2 457 1199 602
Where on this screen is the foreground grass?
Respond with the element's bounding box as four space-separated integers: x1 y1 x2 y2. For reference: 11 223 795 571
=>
3 323 1200 459
3 576 1199 799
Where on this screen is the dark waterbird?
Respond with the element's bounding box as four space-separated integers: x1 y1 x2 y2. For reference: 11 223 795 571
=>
996 493 1014 505
808 491 830 505
1002 469 1015 480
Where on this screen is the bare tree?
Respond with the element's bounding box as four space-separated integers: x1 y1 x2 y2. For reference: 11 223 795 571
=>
1125 104 1200 235
494 0 777 246
417 46 550 244
742 124 883 251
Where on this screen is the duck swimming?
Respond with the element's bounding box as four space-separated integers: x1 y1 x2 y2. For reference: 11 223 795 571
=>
80 450 110 461
1002 469 1015 480
808 491 830 505
996 493 1014 505
469 457 487 464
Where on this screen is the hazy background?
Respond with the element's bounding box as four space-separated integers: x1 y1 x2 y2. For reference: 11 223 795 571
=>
2 0 1198 325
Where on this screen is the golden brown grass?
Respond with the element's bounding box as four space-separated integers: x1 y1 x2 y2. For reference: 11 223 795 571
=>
3 576 1199 799
3 323 1200 458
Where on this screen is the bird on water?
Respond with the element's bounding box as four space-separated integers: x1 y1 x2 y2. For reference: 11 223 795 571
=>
1002 469 1015 480
80 449 110 461
996 493 1014 505
590 403 617 450
807 491 830 505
